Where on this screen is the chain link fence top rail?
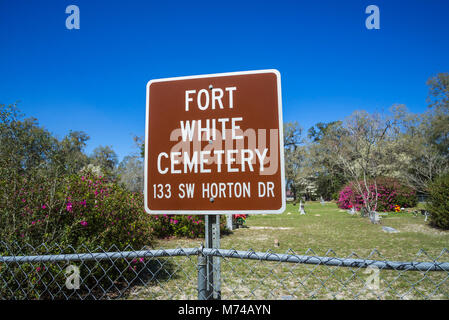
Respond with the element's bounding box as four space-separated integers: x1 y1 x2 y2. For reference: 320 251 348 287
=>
0 241 448 300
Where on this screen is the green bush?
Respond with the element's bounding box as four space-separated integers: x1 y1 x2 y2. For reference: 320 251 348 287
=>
394 183 418 209
426 173 449 230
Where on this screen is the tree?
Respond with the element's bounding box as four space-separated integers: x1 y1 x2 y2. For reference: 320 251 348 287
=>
0 103 58 174
89 145 118 176
283 121 306 201
307 121 346 200
391 73 449 194
324 110 398 215
52 130 90 175
393 106 448 194
284 146 306 201
427 73 449 111
307 121 342 143
426 73 449 157
0 103 91 180
133 135 145 159
117 155 144 193
284 121 303 149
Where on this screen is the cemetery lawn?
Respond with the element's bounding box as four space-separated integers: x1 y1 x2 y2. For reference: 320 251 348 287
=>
128 202 449 300
158 201 449 259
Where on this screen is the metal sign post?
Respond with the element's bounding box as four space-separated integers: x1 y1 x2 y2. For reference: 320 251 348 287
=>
204 214 221 300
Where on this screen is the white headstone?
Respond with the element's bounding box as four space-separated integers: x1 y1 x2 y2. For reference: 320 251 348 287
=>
226 214 234 230
299 200 306 215
369 211 381 224
382 226 399 233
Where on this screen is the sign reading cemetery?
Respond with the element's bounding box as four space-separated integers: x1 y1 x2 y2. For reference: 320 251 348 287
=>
144 70 285 214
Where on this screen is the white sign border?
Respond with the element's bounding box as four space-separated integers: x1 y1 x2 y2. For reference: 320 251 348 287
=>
144 69 286 215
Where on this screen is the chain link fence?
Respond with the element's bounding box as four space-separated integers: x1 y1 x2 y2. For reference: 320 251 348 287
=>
1 241 448 300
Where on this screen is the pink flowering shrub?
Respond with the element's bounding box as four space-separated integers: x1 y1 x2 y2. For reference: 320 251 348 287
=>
60 173 225 240
150 215 228 238
337 178 417 212
0 171 153 250
1 168 221 248
151 214 205 238
0 170 219 298
0 169 222 247
336 184 361 210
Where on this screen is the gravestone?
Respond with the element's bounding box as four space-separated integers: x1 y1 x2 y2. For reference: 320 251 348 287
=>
361 207 368 217
299 200 306 215
417 209 430 221
226 214 234 231
382 226 399 233
369 211 381 224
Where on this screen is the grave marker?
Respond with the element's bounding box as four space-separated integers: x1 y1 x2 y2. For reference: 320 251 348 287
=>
299 200 306 215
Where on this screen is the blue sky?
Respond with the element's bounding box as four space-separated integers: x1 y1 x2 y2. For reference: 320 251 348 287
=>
1 0 448 161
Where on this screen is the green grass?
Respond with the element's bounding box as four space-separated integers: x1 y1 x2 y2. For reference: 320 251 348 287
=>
127 202 449 300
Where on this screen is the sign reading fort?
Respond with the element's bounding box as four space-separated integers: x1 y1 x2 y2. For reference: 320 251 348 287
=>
144 70 285 214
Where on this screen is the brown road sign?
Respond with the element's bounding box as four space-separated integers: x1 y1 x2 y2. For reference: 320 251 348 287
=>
144 69 285 214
